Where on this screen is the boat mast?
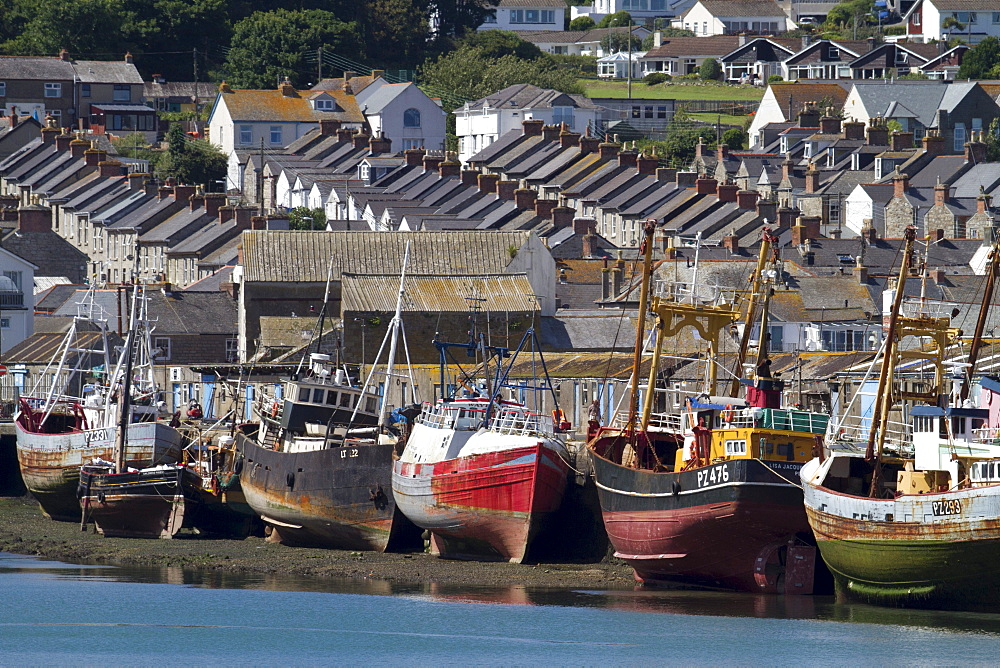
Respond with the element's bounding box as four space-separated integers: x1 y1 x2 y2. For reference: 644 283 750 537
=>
625 220 657 433
728 228 773 397
866 227 915 463
115 283 140 473
960 235 1000 402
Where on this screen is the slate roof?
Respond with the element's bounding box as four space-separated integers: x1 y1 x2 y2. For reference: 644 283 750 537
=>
2 229 88 283
694 0 787 14
0 55 141 84
643 36 742 59
850 81 978 127
240 230 532 282
143 81 216 101
217 88 364 123
50 289 237 335
464 84 598 112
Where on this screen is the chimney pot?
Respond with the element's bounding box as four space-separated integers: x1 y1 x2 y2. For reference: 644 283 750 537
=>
542 124 561 141
598 141 619 160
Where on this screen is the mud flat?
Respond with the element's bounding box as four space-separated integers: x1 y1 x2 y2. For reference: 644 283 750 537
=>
0 497 635 588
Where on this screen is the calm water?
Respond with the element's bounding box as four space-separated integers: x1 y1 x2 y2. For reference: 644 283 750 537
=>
2 552 1000 665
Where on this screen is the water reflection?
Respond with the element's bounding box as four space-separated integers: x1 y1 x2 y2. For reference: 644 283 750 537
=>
4 552 1000 636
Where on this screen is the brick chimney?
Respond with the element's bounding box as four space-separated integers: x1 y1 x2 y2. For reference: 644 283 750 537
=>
496 180 518 200
695 176 718 195
352 130 370 149
890 131 914 151
124 52 133 64
460 168 479 186
55 132 73 151
439 157 460 177
819 113 841 135
535 198 557 219
218 205 235 223
5 107 16 128
40 125 59 144
636 153 658 176
98 160 124 177
799 215 821 240
404 148 425 166
59 48 71 61
319 119 341 136
579 135 600 154
559 129 581 148
717 181 739 203
552 204 575 229
843 119 865 141
522 119 544 136
515 187 537 210
278 77 295 96
17 204 51 233
337 127 354 143
344 70 358 81
934 181 949 206
69 139 89 159
722 234 739 253
757 198 777 221
798 102 820 127
368 131 391 154
862 219 878 242
158 185 172 200
966 134 986 163
930 268 946 283
249 216 266 230
598 141 619 160
618 150 638 168
717 143 729 161
777 206 799 229
173 184 196 204
582 232 595 259
866 119 888 146
893 171 910 198
204 193 226 217
84 148 106 166
804 162 820 193
422 154 444 173
542 124 561 142
923 131 945 155
656 167 676 182
234 206 253 229
573 217 596 235
736 189 758 209
781 154 794 182
978 193 992 214
188 187 205 211
854 261 868 283
372 69 385 79
127 172 146 191
477 173 500 194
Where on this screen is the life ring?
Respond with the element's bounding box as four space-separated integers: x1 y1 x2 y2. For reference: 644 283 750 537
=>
271 401 280 418
671 480 681 496
722 404 735 423
233 457 244 475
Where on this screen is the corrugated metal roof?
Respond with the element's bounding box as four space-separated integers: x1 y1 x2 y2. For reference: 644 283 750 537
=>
341 274 538 312
240 230 531 283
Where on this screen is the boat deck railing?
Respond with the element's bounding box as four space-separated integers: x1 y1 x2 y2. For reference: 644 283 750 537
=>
416 402 489 431
488 408 554 437
828 418 912 454
900 298 958 320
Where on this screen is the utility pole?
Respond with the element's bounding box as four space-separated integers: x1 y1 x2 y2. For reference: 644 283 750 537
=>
627 19 633 101
193 47 198 83
318 47 323 82
257 139 265 216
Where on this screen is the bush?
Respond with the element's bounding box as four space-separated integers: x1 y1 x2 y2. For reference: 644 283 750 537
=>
598 10 631 27
699 58 722 80
569 16 596 30
644 72 670 85
884 25 905 35
547 53 598 76
722 127 747 150
768 74 784 83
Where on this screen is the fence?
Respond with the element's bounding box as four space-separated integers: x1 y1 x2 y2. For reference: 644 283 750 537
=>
677 100 757 116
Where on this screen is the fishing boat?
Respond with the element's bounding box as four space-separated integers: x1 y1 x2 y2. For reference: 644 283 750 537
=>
16 287 183 521
586 221 829 593
77 284 203 538
392 329 571 563
235 247 420 551
801 228 1000 609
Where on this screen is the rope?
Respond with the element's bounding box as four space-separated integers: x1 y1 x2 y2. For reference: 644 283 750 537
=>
755 458 803 489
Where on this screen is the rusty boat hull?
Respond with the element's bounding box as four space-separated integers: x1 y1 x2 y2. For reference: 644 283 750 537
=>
78 464 203 539
590 440 814 593
16 419 184 521
803 456 1000 608
392 444 569 563
236 429 420 552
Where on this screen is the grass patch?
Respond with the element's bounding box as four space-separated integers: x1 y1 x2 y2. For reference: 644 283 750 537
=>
581 79 765 101
687 112 748 126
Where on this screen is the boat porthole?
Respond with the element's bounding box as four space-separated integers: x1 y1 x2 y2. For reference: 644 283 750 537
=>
286 472 295 488
671 481 681 496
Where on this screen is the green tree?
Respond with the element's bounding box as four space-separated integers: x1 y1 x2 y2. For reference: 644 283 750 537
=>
362 0 431 69
110 132 162 170
156 123 227 187
600 33 641 53
461 29 543 60
426 0 498 44
699 58 722 80
2 0 130 57
722 127 746 150
224 9 363 89
958 36 1000 79
569 16 596 30
288 206 327 230
597 10 631 27
986 118 1000 161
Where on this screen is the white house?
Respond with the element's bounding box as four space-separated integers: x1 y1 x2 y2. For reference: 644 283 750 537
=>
572 0 697 23
904 0 1000 43
355 82 447 152
454 84 601 163
671 0 792 36
480 0 565 31
0 246 35 354
516 26 650 56
207 79 364 156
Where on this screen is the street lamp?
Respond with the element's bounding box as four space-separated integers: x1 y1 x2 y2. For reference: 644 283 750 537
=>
302 216 313 231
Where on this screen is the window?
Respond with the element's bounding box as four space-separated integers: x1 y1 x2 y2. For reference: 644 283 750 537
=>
81 83 90 97
239 125 252 144
657 105 667 119
401 138 422 150
0 82 5 96
269 125 282 144
955 122 966 151
403 108 421 128
314 98 334 111
44 83 61 98
552 105 574 129
725 439 748 455
703 22 708 34
994 11 1000 23
113 84 130 102
913 12 921 25
483 10 496 22
312 388 324 404
153 337 171 360
970 12 978 22
226 338 238 362
829 46 840 59
3 270 22 290
0 318 9 329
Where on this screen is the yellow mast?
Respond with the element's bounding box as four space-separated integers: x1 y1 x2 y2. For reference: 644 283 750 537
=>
625 220 658 433
728 232 772 397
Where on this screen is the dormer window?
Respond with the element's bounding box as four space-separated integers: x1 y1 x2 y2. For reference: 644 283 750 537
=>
829 46 839 59
895 51 908 65
314 98 335 111
780 136 788 152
